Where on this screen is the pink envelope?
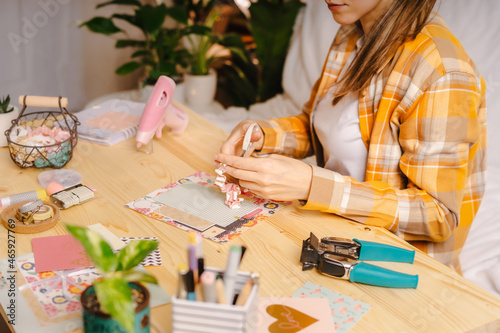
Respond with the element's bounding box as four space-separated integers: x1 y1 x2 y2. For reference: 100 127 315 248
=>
32 235 93 272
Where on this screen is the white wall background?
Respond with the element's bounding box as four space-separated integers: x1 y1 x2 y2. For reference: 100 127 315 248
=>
0 0 140 112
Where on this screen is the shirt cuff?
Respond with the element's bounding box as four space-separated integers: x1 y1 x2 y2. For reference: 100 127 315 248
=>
300 165 345 213
252 119 279 156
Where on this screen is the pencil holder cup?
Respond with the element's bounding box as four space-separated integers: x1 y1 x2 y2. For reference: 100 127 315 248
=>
171 268 259 333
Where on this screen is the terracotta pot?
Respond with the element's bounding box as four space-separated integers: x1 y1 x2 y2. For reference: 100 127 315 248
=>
184 69 217 108
81 282 151 333
0 106 19 147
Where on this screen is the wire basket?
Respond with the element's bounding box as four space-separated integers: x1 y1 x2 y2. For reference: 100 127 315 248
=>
5 96 80 169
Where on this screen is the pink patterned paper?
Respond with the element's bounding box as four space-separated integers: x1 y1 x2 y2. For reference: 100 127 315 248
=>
126 171 291 243
17 256 101 319
293 282 371 333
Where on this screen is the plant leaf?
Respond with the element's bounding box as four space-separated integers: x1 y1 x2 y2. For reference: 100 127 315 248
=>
122 271 158 284
115 61 142 75
137 4 168 40
115 39 146 48
116 240 158 271
111 13 141 29
249 0 304 102
79 17 122 35
94 278 134 333
131 50 152 58
96 0 142 9
166 5 189 24
66 225 117 273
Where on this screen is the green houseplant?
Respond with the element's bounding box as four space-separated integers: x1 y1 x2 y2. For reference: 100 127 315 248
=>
220 0 305 108
182 7 249 107
0 95 14 114
0 95 19 147
66 225 159 333
79 0 191 85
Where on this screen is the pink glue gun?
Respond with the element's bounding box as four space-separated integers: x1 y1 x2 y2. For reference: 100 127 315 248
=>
136 76 189 150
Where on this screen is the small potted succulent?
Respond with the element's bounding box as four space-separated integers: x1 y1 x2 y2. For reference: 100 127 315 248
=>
0 95 19 147
66 225 159 333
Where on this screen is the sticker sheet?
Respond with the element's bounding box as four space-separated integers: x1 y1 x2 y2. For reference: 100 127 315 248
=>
293 282 371 333
126 171 291 242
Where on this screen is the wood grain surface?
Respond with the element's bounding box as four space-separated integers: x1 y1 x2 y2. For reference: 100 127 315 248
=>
1 102 499 333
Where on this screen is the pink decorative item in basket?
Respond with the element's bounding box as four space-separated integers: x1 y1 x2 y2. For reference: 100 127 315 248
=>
5 95 79 169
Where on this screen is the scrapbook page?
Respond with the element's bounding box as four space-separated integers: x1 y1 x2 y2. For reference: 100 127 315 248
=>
126 171 291 242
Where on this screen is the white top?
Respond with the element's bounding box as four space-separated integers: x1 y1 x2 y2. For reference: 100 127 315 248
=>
312 40 367 181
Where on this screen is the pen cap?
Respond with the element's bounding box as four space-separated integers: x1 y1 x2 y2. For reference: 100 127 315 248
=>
350 262 418 289
354 239 415 263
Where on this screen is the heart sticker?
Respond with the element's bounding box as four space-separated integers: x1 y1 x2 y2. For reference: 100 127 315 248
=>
266 304 319 332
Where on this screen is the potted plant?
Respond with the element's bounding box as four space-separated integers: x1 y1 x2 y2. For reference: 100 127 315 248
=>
183 8 248 108
0 95 19 147
66 225 159 333
220 0 305 109
79 0 191 87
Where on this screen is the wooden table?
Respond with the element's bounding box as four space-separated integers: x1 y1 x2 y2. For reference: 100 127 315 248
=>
1 103 500 333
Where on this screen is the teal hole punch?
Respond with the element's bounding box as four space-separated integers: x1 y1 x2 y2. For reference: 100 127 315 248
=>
300 232 418 289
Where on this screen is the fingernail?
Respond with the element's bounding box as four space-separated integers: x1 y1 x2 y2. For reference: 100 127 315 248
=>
214 154 218 160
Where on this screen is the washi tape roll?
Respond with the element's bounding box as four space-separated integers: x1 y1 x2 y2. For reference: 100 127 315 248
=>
18 199 43 214
1 201 60 234
33 205 54 221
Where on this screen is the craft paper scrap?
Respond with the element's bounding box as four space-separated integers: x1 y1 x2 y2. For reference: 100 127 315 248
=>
0 253 170 333
17 255 100 319
257 297 335 332
32 235 93 273
293 282 371 333
126 171 292 243
120 237 162 266
88 223 127 251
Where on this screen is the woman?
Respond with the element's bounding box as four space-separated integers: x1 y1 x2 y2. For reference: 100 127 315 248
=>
215 0 487 271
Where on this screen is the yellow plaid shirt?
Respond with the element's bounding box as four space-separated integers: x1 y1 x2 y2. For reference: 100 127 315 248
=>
256 16 487 270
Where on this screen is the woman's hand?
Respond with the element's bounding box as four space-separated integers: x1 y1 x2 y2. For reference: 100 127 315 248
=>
214 153 313 201
220 120 264 157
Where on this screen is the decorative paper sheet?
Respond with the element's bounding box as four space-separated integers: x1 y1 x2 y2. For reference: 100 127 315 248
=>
32 235 93 273
257 297 336 332
293 282 371 332
0 253 170 332
126 171 291 242
17 255 101 320
120 237 162 266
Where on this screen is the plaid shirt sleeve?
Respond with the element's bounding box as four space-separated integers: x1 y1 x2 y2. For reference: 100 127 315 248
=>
253 78 320 159
304 72 486 239
253 19 487 268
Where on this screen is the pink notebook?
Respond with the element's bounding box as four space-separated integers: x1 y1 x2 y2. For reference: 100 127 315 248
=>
32 235 93 273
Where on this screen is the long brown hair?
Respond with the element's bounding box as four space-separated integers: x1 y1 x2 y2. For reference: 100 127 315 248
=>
333 0 437 105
